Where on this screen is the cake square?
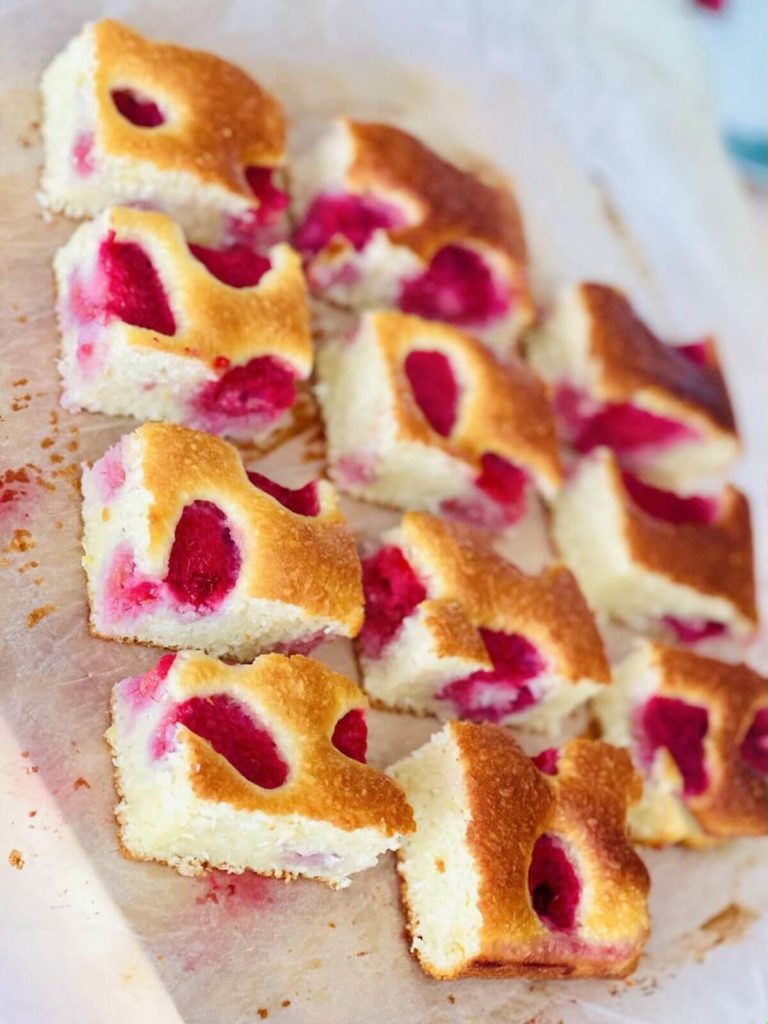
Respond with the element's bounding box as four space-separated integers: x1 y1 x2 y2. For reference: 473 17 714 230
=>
55 207 312 447
40 19 288 247
316 310 562 528
106 651 414 886
552 448 756 640
594 641 768 846
292 118 534 356
81 423 363 659
527 283 739 490
358 512 610 733
389 726 650 979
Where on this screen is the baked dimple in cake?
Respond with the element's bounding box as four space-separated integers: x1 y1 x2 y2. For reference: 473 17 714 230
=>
81 423 363 660
55 207 311 446
316 310 561 529
552 448 756 641
40 19 288 247
358 512 609 734
389 726 650 979
594 641 768 847
527 283 739 490
106 651 414 886
292 119 534 356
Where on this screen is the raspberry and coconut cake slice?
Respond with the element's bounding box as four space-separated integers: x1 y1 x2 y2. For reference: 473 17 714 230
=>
358 512 610 734
292 119 534 357
552 448 757 643
40 19 289 248
55 207 311 448
527 283 738 491
81 423 363 660
594 641 768 847
106 651 414 886
389 726 650 979
316 310 562 530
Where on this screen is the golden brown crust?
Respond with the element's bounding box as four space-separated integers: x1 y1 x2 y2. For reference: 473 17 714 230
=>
370 311 562 492
602 454 757 625
92 20 285 194
402 512 610 684
648 643 768 838
81 208 312 369
453 725 649 978
419 599 491 664
132 423 363 634
581 284 737 436
346 120 530 284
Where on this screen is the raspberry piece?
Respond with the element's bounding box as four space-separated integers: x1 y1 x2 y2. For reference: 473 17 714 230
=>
404 349 460 437
99 232 176 335
359 546 427 657
638 696 709 795
189 244 271 288
247 471 320 517
528 834 581 932
533 748 560 775
165 501 241 610
244 167 290 226
399 244 510 327
111 88 165 127
294 192 405 254
332 709 367 763
740 707 768 776
475 453 528 523
197 356 296 420
622 472 717 525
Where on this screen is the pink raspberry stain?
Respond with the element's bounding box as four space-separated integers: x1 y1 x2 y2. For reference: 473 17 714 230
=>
533 747 560 776
153 693 289 789
331 709 367 763
554 385 696 456
334 452 378 489
196 356 297 427
189 243 271 288
399 244 511 329
111 88 165 127
442 453 529 530
741 707 768 776
244 166 290 226
528 834 581 932
294 191 406 255
622 471 718 525
359 545 427 658
404 349 460 437
122 653 177 712
195 869 280 912
99 231 176 335
247 471 320 516
165 501 242 611
678 339 713 366
72 131 95 176
95 441 126 502
662 617 727 644
437 628 544 722
104 545 161 621
636 695 709 796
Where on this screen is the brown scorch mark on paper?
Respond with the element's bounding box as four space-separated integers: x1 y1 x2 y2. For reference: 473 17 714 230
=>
27 603 55 627
8 849 24 870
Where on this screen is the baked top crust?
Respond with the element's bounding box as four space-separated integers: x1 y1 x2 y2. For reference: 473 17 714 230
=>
62 207 311 370
91 19 285 192
368 311 562 491
401 512 610 685
645 643 768 837
130 423 362 632
597 451 757 623
344 119 529 276
580 284 736 436
454 725 649 973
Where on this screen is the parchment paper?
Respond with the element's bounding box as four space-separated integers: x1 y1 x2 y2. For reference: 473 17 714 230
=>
1 2 766 1022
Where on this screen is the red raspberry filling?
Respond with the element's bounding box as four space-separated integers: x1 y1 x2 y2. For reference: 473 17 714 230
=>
197 356 297 421
637 695 709 796
533 747 560 775
622 472 718 525
99 232 176 335
437 628 544 722
404 349 460 437
244 167 290 226
294 192 406 255
677 340 712 366
123 654 177 712
528 834 581 932
740 708 768 776
105 546 160 619
166 501 242 611
247 471 320 517
72 132 95 176
475 453 528 521
189 244 271 288
160 694 289 788
554 385 695 455
662 617 727 644
111 88 165 127
399 244 511 328
331 709 368 763
359 546 427 658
